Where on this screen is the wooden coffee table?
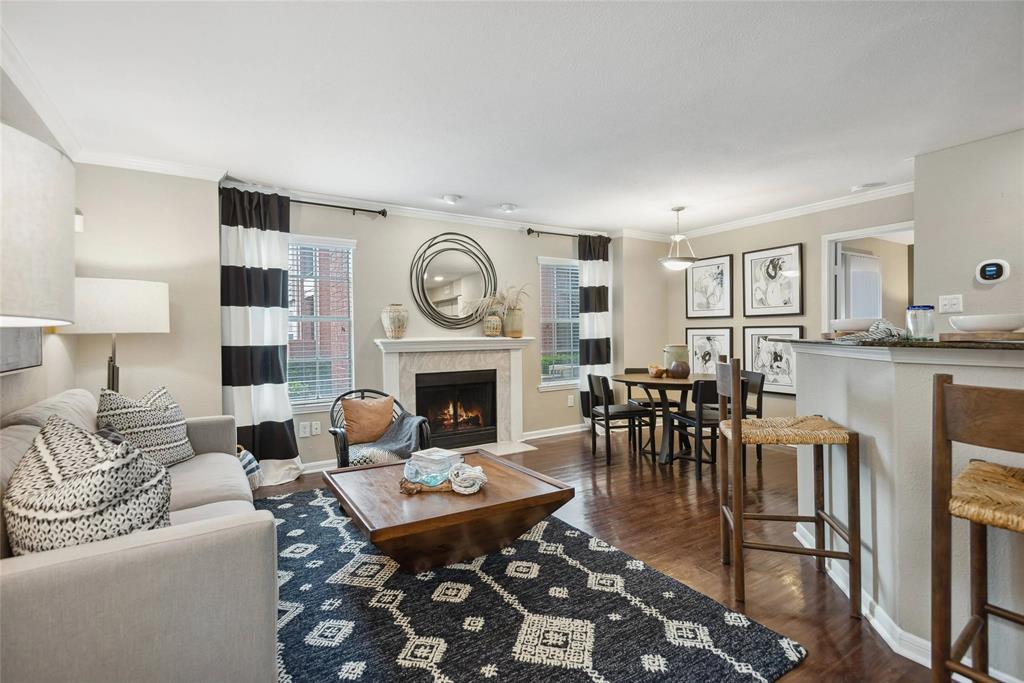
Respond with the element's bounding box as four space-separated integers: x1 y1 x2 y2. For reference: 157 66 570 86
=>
321 452 574 572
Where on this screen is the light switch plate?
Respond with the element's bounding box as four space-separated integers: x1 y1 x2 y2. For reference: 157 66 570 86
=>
311 421 321 436
567 394 575 407
298 421 311 438
938 294 963 314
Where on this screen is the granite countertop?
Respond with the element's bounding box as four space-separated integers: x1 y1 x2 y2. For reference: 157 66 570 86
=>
783 338 1024 351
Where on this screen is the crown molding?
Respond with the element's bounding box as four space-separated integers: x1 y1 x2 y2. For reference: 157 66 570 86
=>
221 178 605 236
1 28 82 158
76 150 227 182
686 181 915 238
608 228 672 243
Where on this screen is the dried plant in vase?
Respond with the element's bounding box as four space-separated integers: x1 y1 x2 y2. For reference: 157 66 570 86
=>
496 284 529 338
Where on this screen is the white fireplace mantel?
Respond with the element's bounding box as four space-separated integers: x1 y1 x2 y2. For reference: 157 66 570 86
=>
375 336 535 441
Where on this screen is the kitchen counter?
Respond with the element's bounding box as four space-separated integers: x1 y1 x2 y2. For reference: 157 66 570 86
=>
782 337 1024 351
788 341 1023 675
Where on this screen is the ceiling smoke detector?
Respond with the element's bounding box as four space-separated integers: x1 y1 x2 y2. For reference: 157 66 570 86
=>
499 203 518 213
850 182 887 193
441 194 462 205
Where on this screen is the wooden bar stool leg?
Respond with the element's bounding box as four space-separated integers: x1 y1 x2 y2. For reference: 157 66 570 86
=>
970 521 989 674
719 432 731 565
605 417 612 466
731 432 745 601
846 433 861 618
695 421 704 480
931 386 954 683
813 444 825 573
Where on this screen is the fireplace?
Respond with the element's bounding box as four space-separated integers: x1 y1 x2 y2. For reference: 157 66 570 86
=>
415 369 497 448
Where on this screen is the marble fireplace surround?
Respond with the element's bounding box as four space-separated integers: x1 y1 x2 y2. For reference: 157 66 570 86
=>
375 337 534 442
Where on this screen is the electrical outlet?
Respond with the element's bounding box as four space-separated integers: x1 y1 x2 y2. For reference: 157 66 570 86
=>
567 394 575 407
311 421 321 436
938 294 963 314
298 421 311 438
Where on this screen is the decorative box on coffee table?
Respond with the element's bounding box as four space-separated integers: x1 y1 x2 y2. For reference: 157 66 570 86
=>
322 452 574 572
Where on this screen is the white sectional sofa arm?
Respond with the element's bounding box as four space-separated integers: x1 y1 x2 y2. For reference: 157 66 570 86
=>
0 511 278 683
185 414 237 455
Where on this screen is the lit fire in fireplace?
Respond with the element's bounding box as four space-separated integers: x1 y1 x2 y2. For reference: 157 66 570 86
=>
433 399 484 432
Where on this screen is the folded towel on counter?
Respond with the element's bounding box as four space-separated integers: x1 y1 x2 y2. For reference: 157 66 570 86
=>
833 319 908 344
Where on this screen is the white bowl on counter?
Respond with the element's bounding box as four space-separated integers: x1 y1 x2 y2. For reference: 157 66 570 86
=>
948 313 1024 332
830 318 879 332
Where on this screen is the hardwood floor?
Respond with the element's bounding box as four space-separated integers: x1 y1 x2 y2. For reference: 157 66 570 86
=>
257 429 928 682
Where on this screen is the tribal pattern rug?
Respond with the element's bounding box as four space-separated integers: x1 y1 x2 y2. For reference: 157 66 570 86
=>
258 489 807 682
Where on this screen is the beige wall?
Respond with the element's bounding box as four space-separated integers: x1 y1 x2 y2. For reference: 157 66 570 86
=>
914 129 1024 332
71 164 222 416
289 203 584 464
840 236 911 325
671 193 914 416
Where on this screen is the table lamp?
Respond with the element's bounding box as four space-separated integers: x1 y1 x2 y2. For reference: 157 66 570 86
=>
58 277 170 391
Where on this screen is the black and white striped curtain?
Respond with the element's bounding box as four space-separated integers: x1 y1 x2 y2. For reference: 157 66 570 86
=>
220 187 301 485
577 235 613 415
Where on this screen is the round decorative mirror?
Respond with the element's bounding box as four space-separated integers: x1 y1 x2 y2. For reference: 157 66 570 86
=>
410 233 497 329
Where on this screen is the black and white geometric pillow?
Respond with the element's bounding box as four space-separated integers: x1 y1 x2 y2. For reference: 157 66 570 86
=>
96 386 195 467
2 415 171 556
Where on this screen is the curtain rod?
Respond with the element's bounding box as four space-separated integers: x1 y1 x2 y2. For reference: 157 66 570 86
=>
526 227 578 238
291 198 387 218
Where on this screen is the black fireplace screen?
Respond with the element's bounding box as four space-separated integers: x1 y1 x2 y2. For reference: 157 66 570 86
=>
415 369 497 447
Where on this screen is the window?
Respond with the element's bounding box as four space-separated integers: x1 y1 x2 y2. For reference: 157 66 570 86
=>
538 256 580 387
287 237 355 407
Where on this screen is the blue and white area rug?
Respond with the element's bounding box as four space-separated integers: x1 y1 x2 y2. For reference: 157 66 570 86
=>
258 489 807 682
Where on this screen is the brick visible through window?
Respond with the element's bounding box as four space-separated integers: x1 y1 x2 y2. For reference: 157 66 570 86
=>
539 259 580 385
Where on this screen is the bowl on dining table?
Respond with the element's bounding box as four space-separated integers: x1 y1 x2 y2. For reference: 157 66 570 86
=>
948 313 1024 332
647 365 666 378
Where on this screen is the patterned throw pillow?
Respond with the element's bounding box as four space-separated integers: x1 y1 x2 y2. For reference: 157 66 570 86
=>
2 415 171 556
96 386 195 467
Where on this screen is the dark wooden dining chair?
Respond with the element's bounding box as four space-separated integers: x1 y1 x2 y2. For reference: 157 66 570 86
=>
706 369 766 467
931 374 1024 683
667 379 720 480
588 373 652 466
621 367 661 457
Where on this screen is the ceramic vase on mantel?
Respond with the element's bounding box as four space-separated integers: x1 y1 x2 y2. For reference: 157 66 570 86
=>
482 314 503 337
381 303 409 339
503 308 524 338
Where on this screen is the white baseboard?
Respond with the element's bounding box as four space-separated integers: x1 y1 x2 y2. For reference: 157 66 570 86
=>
300 458 336 474
522 423 588 441
793 525 1022 683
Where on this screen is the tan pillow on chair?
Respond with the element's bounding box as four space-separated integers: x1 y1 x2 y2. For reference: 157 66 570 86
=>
342 396 395 445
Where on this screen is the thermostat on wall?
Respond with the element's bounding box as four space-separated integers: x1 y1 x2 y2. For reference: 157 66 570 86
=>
976 259 1010 284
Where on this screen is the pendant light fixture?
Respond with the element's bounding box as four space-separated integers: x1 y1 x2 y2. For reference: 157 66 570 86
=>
659 206 697 271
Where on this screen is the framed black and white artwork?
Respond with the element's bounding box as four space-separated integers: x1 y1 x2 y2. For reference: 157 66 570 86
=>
686 254 732 318
742 243 803 317
0 327 43 374
743 326 804 395
686 327 733 375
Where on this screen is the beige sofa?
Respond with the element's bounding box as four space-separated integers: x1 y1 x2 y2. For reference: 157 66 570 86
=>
0 390 277 683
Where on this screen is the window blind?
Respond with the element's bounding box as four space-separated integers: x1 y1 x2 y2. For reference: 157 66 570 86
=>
287 240 354 405
539 259 580 385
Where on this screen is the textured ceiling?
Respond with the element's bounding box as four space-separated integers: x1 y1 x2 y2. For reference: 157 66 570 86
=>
4 1 1022 233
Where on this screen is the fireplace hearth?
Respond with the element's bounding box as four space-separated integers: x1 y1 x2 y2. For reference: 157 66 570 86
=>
415 369 497 448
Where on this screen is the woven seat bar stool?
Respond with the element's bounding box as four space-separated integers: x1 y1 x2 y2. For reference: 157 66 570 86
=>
716 356 862 617
931 374 1024 683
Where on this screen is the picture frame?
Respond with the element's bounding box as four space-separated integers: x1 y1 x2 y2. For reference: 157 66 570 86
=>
742 243 803 317
0 327 43 375
686 326 733 375
685 253 733 318
743 326 804 395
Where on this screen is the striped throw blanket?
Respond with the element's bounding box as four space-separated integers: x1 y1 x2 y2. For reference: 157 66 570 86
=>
236 445 264 490
833 319 907 344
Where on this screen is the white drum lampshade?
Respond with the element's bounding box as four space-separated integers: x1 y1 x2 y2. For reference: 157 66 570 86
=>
59 278 170 335
0 124 76 327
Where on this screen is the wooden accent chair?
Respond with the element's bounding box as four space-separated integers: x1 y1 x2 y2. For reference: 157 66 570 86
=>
588 374 653 465
931 374 1024 683
622 367 662 458
716 356 862 616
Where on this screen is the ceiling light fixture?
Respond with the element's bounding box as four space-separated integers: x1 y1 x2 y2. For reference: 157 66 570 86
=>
441 194 462 205
659 206 697 271
851 182 887 193
499 203 517 213
433 275 445 282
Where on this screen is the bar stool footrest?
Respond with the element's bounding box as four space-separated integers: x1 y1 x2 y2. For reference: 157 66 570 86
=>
742 540 852 560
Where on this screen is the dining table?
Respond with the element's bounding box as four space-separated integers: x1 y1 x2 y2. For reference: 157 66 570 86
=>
610 372 717 464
